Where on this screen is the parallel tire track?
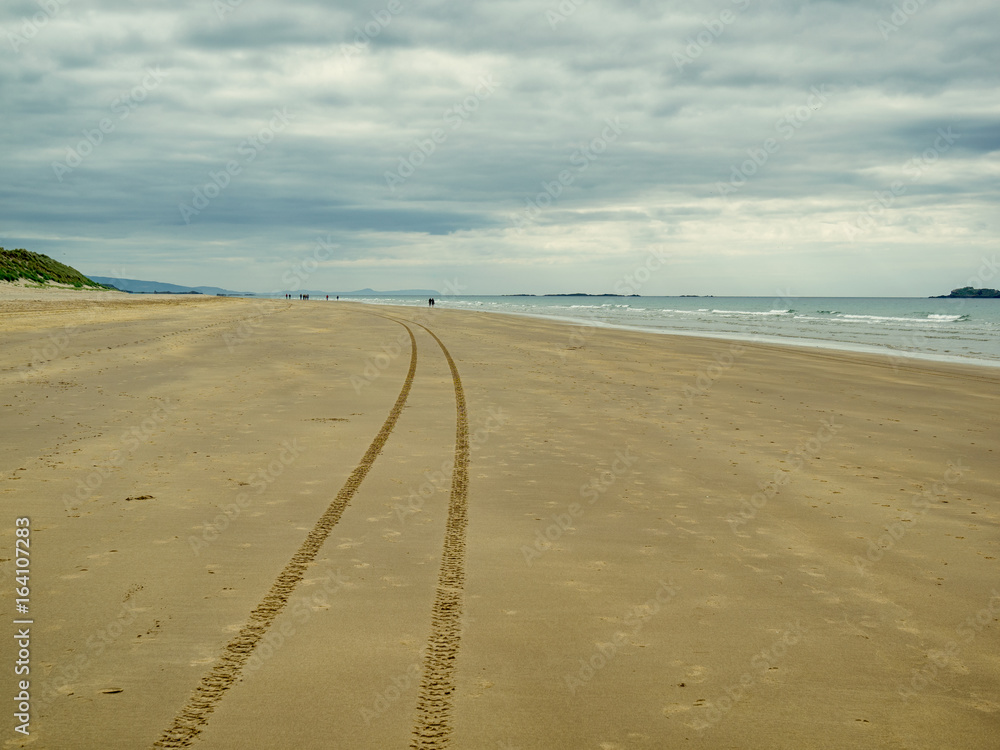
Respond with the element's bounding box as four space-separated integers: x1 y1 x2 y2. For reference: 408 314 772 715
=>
409 322 471 749
152 320 417 749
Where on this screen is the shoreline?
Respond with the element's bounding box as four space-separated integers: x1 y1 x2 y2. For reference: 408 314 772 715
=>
2 284 997 370
3 283 998 370
353 298 1000 372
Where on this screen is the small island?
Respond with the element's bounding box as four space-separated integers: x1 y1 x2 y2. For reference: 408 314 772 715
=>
932 286 1000 298
543 293 640 297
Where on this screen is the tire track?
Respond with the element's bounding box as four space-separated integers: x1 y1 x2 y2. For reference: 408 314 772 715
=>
408 321 471 750
151 320 417 749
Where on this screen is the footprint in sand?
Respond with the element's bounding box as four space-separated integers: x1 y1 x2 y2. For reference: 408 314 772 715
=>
700 595 727 609
971 697 1000 713
662 702 693 717
684 664 709 683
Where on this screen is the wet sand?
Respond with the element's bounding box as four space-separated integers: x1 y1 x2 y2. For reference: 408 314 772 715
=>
1 288 998 748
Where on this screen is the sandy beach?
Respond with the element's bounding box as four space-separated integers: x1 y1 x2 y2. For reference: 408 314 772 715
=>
1 288 998 749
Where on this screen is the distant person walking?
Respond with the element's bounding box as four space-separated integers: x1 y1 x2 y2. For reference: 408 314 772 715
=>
428 298 435 307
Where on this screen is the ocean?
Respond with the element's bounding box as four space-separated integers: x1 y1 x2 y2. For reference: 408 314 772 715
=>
345 295 1000 367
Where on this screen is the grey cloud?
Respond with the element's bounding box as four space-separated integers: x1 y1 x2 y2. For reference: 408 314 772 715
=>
2 0 997 293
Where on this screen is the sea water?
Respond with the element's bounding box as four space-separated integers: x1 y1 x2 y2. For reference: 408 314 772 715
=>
348 296 1000 367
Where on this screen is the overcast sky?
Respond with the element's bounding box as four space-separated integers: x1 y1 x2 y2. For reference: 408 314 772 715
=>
3 0 998 295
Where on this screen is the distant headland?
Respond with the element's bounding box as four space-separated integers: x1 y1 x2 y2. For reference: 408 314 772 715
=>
932 287 1000 298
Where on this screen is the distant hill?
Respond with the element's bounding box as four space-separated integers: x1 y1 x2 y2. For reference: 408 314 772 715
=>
87 277 238 295
932 286 1000 298
87 277 440 297
1 248 111 289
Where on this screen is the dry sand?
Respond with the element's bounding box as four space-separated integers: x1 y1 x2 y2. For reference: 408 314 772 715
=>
1 288 998 749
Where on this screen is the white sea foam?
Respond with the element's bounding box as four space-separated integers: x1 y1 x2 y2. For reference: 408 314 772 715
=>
349 295 1000 366
711 308 791 316
927 314 963 321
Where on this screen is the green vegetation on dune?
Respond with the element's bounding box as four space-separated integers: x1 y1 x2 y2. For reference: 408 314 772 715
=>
0 248 110 289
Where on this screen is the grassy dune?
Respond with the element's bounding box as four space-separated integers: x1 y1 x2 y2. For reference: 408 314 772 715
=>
0 247 109 288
